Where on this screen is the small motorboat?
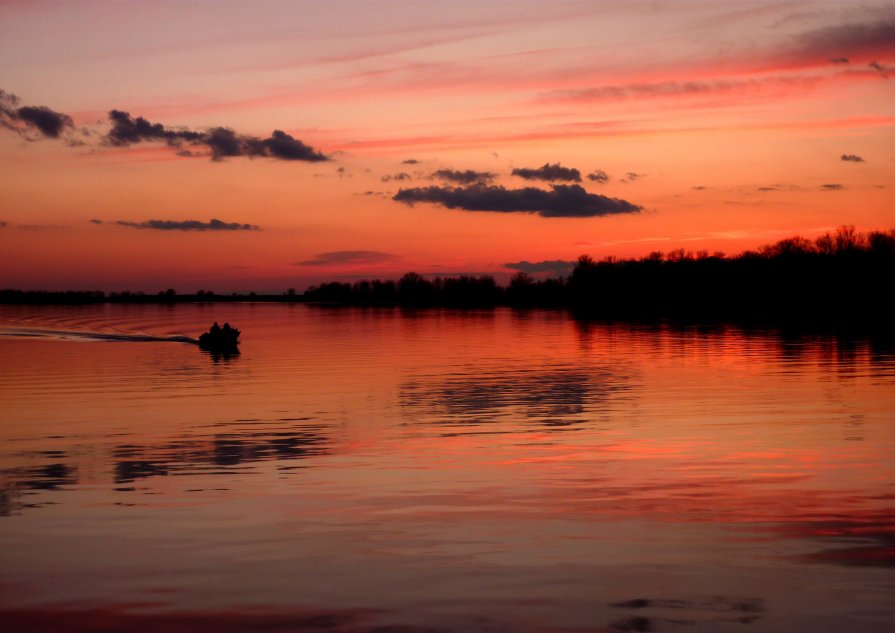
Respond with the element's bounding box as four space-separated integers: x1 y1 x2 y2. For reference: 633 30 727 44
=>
198 322 240 350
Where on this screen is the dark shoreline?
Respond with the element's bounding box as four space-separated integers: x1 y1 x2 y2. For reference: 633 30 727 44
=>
3 227 892 333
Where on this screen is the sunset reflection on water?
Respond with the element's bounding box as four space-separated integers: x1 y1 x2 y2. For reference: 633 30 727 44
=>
1 304 892 632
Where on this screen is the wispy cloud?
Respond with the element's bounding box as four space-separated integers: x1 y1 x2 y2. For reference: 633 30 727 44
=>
115 219 260 231
840 153 865 162
756 183 801 192
296 250 398 266
431 168 495 185
505 260 575 275
542 74 842 105
792 15 895 62
587 170 609 183
512 162 581 182
393 184 641 218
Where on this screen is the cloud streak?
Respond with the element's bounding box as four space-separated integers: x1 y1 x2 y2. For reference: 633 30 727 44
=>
841 153 865 162
1 89 328 162
794 16 895 61
431 168 495 184
505 260 575 275
393 184 641 218
107 110 328 162
512 162 581 182
115 219 260 231
296 250 398 266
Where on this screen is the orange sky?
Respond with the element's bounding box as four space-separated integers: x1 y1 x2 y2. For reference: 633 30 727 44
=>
0 0 893 292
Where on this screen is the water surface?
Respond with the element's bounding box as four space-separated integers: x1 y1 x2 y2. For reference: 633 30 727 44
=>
1 304 892 632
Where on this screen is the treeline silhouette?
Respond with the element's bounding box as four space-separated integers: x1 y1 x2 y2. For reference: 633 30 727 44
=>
304 226 894 325
565 226 894 324
3 226 892 326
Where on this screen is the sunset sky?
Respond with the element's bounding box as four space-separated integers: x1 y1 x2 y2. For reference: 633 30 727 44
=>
1 0 892 292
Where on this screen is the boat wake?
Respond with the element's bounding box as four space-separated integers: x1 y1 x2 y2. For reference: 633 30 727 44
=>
0 326 199 344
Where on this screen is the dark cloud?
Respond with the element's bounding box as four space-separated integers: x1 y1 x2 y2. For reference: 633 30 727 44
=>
431 168 495 185
587 170 609 183
296 250 398 266
0 221 7 228
512 162 581 182
381 172 412 182
692 186 707 190
14 106 73 138
203 126 329 162
115 218 260 231
0 89 73 139
258 129 328 161
89 219 103 224
393 183 641 218
621 172 645 182
106 109 204 146
868 60 887 72
821 183 844 190
830 57 850 64
841 154 865 162
796 17 895 61
400 159 420 164
105 110 327 162
505 260 576 275
210 127 252 159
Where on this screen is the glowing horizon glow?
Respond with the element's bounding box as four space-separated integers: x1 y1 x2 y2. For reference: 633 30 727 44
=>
0 0 892 292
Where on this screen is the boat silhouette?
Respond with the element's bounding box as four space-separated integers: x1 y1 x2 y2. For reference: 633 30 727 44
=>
198 322 240 351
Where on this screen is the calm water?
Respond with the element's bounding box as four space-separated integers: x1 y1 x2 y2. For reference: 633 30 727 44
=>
0 304 893 633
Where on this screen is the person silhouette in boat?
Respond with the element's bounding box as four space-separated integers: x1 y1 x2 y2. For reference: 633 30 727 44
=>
210 322 222 336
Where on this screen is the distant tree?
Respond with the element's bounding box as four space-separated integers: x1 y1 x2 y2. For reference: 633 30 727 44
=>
398 272 435 304
665 248 692 262
867 230 895 255
834 225 862 252
760 236 814 258
815 232 835 255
